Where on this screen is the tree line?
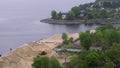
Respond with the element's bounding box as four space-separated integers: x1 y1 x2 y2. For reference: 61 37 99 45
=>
51 0 120 20
67 23 120 68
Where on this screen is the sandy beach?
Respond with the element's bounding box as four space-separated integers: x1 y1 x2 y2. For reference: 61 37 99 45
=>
0 33 78 68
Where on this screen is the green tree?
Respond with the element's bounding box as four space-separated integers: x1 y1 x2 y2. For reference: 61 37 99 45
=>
56 12 62 20
71 6 80 18
85 50 101 67
105 44 120 61
96 23 113 31
62 33 68 41
105 22 113 29
85 11 95 19
51 10 57 19
66 11 75 20
103 29 120 46
32 56 62 68
79 31 93 50
32 56 51 68
105 43 120 68
94 30 103 43
62 33 68 44
51 57 62 68
100 10 108 18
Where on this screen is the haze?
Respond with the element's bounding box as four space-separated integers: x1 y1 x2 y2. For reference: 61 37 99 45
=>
0 0 95 19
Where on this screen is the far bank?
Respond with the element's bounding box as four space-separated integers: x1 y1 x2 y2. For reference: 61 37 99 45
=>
41 18 120 25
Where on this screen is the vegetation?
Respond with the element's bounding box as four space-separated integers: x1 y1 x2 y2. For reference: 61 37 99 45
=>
79 23 120 49
67 23 120 68
96 0 120 8
51 0 120 21
71 6 80 18
51 10 62 20
66 11 75 20
32 56 62 68
79 31 93 50
62 33 68 44
32 23 120 68
51 10 57 19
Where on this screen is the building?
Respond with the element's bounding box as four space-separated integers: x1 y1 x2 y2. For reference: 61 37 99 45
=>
96 0 114 7
79 10 85 18
90 29 96 34
61 13 67 19
97 0 104 6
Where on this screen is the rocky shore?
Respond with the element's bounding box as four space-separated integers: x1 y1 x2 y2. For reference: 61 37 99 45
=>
40 18 120 25
0 33 78 68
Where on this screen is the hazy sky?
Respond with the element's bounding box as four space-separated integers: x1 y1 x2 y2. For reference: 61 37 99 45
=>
0 0 95 18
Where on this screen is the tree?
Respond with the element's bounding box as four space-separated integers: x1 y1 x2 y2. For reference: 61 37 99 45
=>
71 6 80 18
56 12 62 20
51 10 57 19
62 33 68 41
105 23 113 29
103 29 120 46
85 12 94 19
50 57 62 68
79 31 93 50
96 22 113 31
32 56 62 68
32 56 51 68
66 11 75 20
100 10 108 18
105 44 120 68
62 33 68 44
85 50 101 67
94 30 103 43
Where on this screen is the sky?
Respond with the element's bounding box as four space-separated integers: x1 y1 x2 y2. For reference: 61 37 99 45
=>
0 0 95 18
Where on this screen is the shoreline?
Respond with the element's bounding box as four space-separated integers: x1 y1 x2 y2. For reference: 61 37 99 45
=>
40 18 120 25
0 33 78 68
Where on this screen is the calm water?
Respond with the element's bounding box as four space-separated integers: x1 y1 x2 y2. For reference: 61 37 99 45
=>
0 0 100 54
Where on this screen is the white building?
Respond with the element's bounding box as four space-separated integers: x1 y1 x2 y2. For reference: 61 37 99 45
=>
61 13 67 19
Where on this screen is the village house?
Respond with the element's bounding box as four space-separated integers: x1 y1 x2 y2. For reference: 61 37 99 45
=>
79 10 85 19
90 29 96 34
96 0 114 7
61 13 67 19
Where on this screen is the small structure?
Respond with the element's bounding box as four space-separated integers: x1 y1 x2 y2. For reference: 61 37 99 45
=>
61 13 67 19
98 0 104 7
90 29 96 34
97 0 114 7
79 10 85 19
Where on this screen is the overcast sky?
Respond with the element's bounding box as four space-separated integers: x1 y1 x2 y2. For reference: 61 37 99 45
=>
0 0 95 18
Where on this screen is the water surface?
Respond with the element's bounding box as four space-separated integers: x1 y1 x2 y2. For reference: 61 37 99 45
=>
0 0 97 54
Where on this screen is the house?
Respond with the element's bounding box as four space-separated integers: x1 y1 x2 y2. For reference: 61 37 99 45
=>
79 10 85 18
96 0 114 7
96 0 104 7
61 13 67 19
90 29 96 34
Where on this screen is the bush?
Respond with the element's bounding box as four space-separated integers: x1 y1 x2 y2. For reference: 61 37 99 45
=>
32 56 62 68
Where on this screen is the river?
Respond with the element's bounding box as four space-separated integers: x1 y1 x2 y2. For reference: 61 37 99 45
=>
0 0 108 54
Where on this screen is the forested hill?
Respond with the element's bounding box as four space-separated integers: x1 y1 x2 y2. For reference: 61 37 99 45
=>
50 0 120 20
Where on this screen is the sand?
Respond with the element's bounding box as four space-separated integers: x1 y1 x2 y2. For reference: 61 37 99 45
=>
0 33 78 68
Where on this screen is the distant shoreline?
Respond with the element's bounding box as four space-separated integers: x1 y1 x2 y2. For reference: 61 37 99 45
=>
40 18 120 25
